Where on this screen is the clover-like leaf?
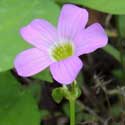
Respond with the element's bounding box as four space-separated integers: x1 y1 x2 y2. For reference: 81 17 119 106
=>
0 71 41 125
55 0 125 14
0 0 59 72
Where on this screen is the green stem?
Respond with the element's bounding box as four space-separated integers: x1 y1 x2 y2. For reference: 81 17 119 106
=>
63 81 79 125
69 99 75 125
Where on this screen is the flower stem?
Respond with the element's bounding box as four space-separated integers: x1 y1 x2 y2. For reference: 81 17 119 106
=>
62 81 80 125
69 99 75 125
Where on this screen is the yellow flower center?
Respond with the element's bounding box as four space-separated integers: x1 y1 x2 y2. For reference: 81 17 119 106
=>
51 42 74 61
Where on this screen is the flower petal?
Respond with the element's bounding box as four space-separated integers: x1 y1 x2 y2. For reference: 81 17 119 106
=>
20 19 57 50
50 56 83 84
57 4 88 41
14 48 53 77
75 23 108 56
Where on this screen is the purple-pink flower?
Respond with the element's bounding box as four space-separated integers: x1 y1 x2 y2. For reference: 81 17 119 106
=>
14 4 108 84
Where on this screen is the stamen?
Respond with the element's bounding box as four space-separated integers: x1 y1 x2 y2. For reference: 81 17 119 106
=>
51 42 74 61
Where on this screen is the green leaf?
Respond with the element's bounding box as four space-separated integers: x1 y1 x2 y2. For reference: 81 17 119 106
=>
112 69 124 82
103 44 122 62
62 102 70 116
52 87 64 103
71 83 81 99
110 104 122 118
0 0 60 72
76 71 84 88
33 68 53 83
0 71 41 125
27 82 41 101
113 123 120 125
41 110 50 119
55 0 125 14
117 15 125 38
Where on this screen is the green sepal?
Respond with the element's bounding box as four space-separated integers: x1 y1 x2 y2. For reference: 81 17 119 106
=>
72 85 81 100
52 82 81 103
52 87 64 103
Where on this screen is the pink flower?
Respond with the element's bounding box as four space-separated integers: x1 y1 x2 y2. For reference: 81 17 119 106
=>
14 4 108 84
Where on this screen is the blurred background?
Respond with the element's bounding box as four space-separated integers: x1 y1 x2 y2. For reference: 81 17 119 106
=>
0 0 125 125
